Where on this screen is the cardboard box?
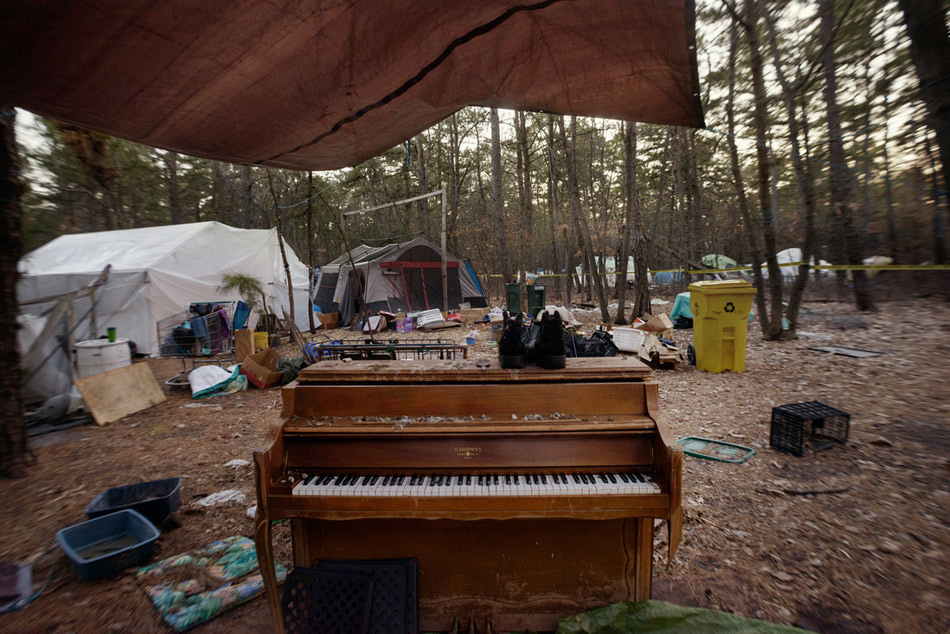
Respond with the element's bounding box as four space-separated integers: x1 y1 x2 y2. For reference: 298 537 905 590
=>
234 329 254 364
316 312 339 330
635 313 673 340
460 308 488 322
240 349 283 389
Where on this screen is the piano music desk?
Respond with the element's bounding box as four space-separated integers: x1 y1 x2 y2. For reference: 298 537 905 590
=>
254 358 682 632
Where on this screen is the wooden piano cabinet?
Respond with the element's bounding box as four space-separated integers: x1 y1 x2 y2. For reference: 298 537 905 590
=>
253 359 681 633
289 516 654 633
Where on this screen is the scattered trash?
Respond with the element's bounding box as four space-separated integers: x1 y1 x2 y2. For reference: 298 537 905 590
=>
677 437 756 463
195 490 247 507
223 459 250 468
189 365 245 399
808 345 884 358
246 505 257 520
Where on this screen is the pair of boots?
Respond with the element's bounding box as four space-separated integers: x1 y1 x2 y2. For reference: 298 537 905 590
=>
498 310 566 370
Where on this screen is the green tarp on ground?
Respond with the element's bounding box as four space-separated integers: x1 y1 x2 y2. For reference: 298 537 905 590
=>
557 601 803 634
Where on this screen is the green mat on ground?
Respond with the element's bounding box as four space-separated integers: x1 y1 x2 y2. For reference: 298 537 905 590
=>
557 600 802 634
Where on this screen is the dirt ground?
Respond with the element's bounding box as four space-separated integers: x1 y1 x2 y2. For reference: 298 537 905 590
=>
1 290 948 634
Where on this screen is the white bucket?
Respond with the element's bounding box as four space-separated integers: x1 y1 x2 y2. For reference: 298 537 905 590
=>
75 339 132 378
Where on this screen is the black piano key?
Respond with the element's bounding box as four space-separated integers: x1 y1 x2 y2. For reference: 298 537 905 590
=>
333 475 345 485
631 471 645 483
360 476 371 486
505 475 511 485
618 472 630 483
478 475 484 486
607 473 617 484
485 476 491 487
466 475 472 485
429 476 438 486
457 475 465 485
493 475 500 485
532 474 540 485
444 476 452 486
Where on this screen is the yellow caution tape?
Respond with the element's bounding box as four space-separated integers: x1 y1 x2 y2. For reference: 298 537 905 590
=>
483 263 950 278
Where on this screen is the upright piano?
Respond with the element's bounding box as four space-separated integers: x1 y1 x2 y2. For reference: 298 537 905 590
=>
253 357 682 632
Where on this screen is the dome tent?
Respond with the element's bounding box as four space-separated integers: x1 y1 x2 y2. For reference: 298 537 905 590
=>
313 236 487 328
18 221 312 358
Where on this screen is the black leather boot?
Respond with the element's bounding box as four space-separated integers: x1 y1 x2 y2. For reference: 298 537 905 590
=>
498 310 527 369
527 311 566 369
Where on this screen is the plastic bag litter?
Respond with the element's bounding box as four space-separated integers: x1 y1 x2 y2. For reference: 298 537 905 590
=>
189 365 245 399
195 490 247 507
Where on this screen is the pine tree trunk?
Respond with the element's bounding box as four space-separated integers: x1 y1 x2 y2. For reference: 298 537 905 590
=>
760 0 818 333
820 0 875 310
898 0 950 197
164 151 183 224
559 116 609 321
516 111 529 314
727 16 770 335
546 116 569 306
744 0 785 339
490 108 512 286
618 121 650 323
0 106 28 478
267 171 295 324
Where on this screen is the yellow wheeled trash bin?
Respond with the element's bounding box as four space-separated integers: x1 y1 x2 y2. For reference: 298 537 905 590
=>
688 280 757 372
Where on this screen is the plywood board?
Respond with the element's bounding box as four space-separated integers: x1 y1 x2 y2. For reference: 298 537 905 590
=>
74 362 166 425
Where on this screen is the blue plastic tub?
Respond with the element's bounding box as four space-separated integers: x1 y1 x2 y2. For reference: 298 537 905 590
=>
84 477 181 527
57 509 159 581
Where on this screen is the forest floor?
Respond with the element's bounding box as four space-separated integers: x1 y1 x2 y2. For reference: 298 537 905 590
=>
1 287 948 634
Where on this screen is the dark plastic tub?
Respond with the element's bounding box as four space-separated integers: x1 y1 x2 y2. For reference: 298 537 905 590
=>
85 477 181 527
56 509 159 581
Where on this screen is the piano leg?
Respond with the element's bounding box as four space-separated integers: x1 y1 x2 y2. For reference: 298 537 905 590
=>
254 514 284 633
632 516 654 601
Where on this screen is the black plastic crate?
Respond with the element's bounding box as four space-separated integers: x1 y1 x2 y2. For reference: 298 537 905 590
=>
85 477 181 527
281 568 374 634
317 559 418 634
770 401 850 457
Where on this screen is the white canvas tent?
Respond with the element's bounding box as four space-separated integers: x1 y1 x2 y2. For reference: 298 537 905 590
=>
18 221 312 362
313 236 487 328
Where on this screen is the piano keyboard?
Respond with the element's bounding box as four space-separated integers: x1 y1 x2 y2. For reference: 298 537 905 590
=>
292 472 661 497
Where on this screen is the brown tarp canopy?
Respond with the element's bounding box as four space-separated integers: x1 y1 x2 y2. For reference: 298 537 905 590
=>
0 0 703 170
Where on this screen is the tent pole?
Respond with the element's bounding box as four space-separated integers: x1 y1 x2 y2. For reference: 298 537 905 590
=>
441 189 448 312
401 268 412 312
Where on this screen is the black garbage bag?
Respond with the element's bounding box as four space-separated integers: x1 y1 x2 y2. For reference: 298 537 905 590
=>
563 330 619 357
674 316 693 329
521 323 619 358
